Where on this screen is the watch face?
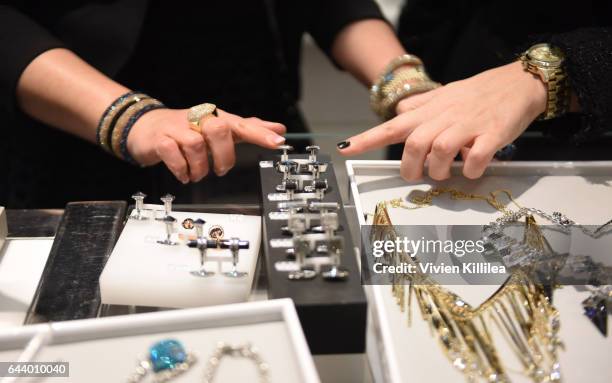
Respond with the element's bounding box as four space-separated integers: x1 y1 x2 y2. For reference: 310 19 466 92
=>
528 44 564 66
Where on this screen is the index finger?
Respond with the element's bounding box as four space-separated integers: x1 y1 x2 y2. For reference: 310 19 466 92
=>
231 119 286 148
337 112 421 156
248 117 287 136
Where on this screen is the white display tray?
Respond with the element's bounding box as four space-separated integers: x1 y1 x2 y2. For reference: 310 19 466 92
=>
347 160 612 383
0 299 320 383
100 205 262 308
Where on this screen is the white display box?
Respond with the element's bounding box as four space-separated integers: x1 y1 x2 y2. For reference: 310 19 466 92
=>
0 299 320 383
346 160 612 383
100 205 262 308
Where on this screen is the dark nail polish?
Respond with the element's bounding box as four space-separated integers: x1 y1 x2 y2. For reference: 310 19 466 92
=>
337 141 351 149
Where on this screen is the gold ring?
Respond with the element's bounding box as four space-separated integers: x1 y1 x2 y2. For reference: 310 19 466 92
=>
188 103 217 133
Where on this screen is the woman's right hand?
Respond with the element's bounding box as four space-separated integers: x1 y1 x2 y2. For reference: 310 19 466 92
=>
127 108 286 183
338 62 546 181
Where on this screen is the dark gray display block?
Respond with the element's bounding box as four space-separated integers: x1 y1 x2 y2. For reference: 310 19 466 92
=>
259 154 367 354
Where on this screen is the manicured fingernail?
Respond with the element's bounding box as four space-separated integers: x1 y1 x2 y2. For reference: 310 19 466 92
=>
337 141 351 150
181 177 189 184
269 135 286 145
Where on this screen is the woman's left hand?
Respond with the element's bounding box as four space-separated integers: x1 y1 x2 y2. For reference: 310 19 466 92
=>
338 61 548 180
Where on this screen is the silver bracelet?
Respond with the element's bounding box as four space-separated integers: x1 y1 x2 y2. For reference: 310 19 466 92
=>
522 208 612 238
485 207 612 238
203 342 269 383
481 207 612 268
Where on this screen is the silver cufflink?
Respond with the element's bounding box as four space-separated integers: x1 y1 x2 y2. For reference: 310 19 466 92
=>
131 191 148 220
157 215 178 245
157 193 175 220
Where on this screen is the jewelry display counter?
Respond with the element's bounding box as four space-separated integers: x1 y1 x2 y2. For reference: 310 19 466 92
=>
3 154 611 383
347 160 612 383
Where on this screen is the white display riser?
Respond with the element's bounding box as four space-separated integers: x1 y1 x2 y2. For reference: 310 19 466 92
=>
100 205 262 308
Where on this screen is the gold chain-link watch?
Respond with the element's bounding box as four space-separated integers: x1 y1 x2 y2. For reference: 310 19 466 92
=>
520 43 570 120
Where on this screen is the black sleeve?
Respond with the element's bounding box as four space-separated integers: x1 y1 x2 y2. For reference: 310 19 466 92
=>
304 0 387 67
549 28 612 142
0 6 65 116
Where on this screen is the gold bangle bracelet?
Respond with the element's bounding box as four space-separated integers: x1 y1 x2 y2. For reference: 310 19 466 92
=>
376 81 441 120
370 54 425 103
371 66 431 113
377 54 424 83
370 54 438 120
380 67 430 96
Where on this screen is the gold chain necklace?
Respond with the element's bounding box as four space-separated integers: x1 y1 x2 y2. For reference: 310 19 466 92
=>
387 188 520 214
372 188 562 383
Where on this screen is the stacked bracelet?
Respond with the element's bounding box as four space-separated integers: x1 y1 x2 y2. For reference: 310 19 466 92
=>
377 81 441 119
370 54 441 120
380 66 428 96
96 91 166 164
97 91 147 153
119 101 166 164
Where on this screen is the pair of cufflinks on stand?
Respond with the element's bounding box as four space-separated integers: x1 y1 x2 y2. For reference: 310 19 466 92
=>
131 191 175 222
278 201 349 281
274 145 329 201
187 225 250 279
129 192 249 279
